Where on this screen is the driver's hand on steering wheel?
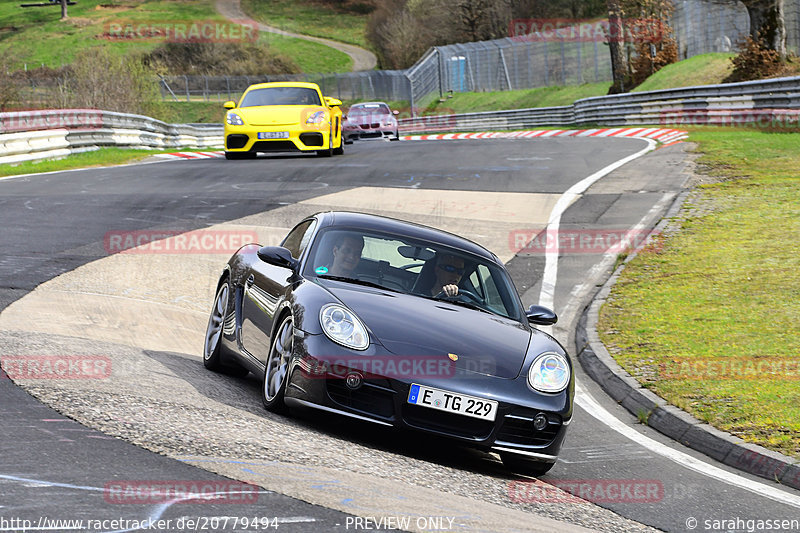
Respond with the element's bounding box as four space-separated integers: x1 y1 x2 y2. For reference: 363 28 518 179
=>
442 284 459 297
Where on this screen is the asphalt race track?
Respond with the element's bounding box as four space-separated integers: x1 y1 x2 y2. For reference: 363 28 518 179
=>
1 138 799 533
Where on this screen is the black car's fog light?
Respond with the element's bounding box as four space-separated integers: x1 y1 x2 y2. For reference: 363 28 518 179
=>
533 413 549 431
345 372 363 390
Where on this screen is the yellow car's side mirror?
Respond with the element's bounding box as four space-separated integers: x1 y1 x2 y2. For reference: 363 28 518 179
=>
324 97 342 107
223 101 236 109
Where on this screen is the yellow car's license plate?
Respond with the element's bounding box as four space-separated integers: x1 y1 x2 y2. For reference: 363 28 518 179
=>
258 131 289 139
407 384 498 421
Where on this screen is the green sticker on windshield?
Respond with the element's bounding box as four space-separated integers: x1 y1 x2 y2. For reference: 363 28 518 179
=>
315 266 328 275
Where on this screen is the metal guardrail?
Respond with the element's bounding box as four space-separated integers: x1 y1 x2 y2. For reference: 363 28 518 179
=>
0 109 222 165
3 75 799 165
399 75 800 133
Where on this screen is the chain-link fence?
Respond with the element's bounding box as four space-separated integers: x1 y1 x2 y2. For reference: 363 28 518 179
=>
672 0 750 58
786 0 800 54
157 0 800 114
158 70 411 105
160 36 614 111
671 0 800 57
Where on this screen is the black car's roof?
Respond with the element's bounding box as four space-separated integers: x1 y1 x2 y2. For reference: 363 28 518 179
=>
313 211 498 262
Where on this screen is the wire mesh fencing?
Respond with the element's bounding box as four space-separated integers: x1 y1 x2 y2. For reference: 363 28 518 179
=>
157 0 800 115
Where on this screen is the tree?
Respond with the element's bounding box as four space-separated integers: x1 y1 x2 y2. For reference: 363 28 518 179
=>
60 0 68 20
606 0 626 93
739 0 786 58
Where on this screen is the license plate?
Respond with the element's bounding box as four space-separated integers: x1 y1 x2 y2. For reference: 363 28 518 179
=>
258 131 289 139
407 384 498 421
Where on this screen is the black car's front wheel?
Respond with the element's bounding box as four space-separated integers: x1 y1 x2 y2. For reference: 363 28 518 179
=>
262 314 293 412
500 452 555 477
203 280 248 377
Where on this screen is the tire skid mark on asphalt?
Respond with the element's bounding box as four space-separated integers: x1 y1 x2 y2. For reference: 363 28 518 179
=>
179 457 592 533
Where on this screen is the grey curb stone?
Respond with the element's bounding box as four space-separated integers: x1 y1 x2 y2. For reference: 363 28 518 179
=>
575 189 800 492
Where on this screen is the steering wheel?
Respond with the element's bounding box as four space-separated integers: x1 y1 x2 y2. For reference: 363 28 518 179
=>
434 288 481 304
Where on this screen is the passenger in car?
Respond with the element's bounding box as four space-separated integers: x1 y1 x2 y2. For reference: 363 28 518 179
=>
328 234 364 277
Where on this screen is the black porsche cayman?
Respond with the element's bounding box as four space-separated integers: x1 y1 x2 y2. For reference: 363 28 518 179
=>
203 211 573 475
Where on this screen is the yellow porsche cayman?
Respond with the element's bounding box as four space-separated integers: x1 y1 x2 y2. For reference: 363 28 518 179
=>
223 82 344 159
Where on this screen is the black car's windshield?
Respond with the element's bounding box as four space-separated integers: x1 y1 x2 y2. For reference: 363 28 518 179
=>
304 228 522 321
240 87 322 107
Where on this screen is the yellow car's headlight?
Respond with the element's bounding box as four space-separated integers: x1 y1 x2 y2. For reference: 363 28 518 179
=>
306 111 326 125
227 113 244 126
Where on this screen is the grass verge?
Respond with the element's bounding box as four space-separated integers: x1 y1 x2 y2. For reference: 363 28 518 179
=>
598 127 800 459
241 0 370 49
424 83 610 114
0 148 174 178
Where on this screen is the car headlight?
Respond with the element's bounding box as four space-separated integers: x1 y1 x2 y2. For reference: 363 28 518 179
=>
226 113 244 126
306 111 326 125
320 304 369 350
527 352 570 393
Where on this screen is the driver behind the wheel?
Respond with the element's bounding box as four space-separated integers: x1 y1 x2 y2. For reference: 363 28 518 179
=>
431 253 465 297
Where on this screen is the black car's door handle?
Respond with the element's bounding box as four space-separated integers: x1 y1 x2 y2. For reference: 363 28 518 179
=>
246 274 255 285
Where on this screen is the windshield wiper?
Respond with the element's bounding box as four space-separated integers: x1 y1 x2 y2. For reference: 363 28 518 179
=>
426 294 494 316
317 275 401 293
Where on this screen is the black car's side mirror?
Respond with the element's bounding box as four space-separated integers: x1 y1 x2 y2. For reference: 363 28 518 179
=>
257 246 297 270
526 305 558 326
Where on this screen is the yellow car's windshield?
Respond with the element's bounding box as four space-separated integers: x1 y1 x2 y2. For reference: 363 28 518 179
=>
240 87 322 107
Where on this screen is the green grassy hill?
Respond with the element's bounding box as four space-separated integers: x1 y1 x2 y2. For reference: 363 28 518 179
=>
242 0 370 49
0 0 350 73
632 53 736 92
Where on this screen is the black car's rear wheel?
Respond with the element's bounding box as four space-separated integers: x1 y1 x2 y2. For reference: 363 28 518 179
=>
262 314 293 412
500 452 555 477
203 281 248 377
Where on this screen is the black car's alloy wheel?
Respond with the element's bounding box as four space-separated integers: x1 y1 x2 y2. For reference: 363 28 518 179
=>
203 282 228 368
203 281 248 377
262 314 293 411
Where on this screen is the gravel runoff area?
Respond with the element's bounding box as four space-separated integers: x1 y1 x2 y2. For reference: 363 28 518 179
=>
3 330 657 533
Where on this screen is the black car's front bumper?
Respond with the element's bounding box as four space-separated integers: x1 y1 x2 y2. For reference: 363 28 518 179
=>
283 331 572 462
